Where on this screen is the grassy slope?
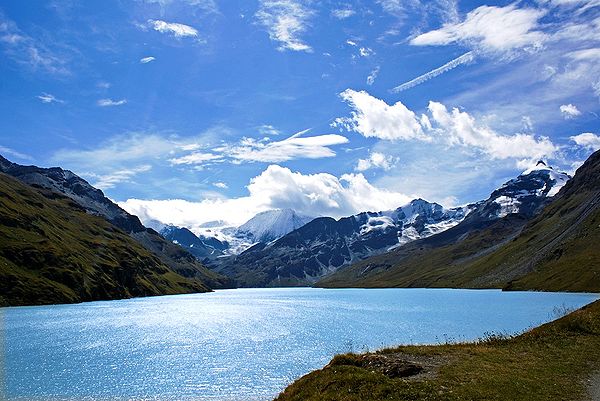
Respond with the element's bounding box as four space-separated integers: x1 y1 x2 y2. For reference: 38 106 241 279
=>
0 173 210 306
276 299 600 401
317 215 528 289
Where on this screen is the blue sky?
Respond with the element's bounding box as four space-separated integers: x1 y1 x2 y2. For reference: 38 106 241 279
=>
1 0 599 227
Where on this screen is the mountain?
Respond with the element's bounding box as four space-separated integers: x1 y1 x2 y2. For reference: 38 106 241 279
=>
213 199 472 287
0 155 232 289
317 160 578 289
0 173 209 306
236 209 314 243
159 225 228 260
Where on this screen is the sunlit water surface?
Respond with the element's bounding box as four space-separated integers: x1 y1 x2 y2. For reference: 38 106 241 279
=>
2 288 598 401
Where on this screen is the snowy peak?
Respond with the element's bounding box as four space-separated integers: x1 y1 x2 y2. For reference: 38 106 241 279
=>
236 209 314 243
485 162 571 219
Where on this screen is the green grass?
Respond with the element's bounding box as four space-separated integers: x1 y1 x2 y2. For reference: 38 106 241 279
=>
0 173 209 306
276 299 600 401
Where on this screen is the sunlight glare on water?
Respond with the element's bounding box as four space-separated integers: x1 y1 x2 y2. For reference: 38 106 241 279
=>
3 288 598 401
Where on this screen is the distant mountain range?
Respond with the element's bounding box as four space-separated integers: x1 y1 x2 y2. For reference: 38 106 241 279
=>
318 157 600 292
3 149 598 306
159 209 314 259
206 161 572 288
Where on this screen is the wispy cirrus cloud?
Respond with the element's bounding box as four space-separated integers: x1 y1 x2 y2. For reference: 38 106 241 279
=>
391 51 475 93
0 11 69 75
97 98 127 107
140 56 156 63
331 8 355 19
255 0 314 52
37 92 64 104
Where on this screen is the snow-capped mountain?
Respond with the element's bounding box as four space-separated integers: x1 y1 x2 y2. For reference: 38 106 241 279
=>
213 199 473 287
212 161 571 288
159 209 315 257
236 209 314 243
477 160 570 220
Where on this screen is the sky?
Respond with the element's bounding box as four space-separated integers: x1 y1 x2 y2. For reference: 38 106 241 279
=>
1 0 599 228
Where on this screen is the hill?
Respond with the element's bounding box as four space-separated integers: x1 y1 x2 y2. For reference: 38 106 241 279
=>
0 173 209 306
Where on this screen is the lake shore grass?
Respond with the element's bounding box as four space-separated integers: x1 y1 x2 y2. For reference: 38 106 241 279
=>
275 299 600 401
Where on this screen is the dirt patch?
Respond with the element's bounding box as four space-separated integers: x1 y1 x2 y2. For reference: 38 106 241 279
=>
329 352 451 380
587 372 600 401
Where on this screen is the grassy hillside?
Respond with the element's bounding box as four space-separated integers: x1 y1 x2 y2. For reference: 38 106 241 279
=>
318 150 600 292
0 173 210 306
276 299 600 401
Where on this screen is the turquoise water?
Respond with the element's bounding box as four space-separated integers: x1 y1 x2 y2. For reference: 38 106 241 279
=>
2 288 597 401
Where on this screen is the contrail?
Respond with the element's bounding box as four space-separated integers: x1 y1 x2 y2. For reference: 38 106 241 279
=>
391 51 475 93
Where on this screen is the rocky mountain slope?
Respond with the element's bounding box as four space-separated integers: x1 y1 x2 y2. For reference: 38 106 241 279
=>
318 159 586 290
213 199 473 287
0 155 232 289
0 173 209 306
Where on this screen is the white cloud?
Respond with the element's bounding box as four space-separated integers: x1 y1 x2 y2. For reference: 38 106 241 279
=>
346 39 357 46
0 145 33 161
355 152 397 171
367 66 380 85
37 92 64 104
119 164 413 228
169 152 222 165
427 101 556 160
560 103 581 119
140 56 156 64
333 89 429 141
255 0 314 52
97 98 127 107
570 132 600 150
359 47 373 57
213 181 228 189
334 89 557 161
0 12 69 74
411 4 547 56
391 51 475 93
212 131 349 163
258 124 281 136
331 8 355 19
147 19 198 37
89 165 152 190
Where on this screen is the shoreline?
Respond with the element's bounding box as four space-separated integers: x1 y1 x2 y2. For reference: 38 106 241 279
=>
275 299 600 401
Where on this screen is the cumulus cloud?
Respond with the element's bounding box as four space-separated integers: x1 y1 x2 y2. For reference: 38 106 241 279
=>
570 132 600 150
147 19 198 37
97 98 127 107
140 56 156 63
119 164 413 228
37 92 64 104
355 152 397 171
332 89 429 141
334 89 557 161
427 101 557 160
255 0 314 52
560 103 581 119
410 4 547 56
